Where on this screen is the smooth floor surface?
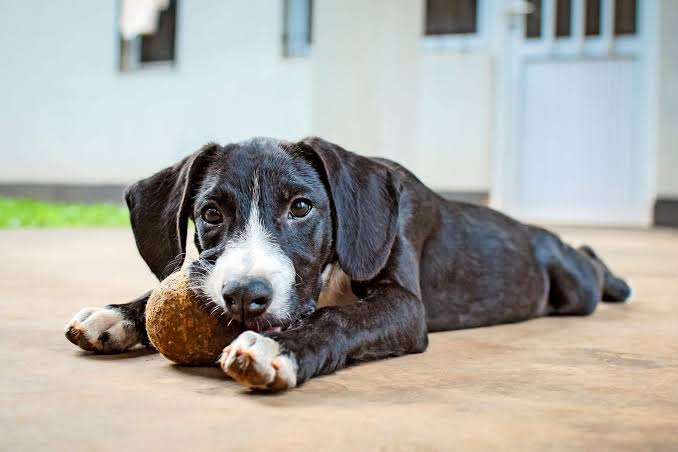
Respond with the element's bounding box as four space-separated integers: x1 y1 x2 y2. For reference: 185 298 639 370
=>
1 227 677 451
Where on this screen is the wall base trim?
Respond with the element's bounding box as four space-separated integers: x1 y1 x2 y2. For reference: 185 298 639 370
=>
438 191 489 205
654 198 678 228
0 184 127 204
0 184 490 206
7 185 674 229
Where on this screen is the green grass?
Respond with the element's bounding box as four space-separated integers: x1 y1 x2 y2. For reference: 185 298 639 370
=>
0 197 129 228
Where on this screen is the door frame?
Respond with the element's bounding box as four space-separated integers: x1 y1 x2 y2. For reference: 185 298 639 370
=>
491 0 659 226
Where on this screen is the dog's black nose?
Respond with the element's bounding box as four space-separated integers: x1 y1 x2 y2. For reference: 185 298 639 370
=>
221 278 273 319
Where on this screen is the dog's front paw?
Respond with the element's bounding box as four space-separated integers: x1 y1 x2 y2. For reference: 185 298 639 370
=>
219 331 297 391
65 307 140 353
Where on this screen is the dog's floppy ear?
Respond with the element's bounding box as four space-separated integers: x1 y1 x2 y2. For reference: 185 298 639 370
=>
124 144 219 281
300 137 401 281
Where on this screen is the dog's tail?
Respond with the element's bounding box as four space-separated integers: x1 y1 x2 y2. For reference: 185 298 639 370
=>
579 245 633 303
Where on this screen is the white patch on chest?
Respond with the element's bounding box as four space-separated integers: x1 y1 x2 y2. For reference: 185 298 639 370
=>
317 263 360 308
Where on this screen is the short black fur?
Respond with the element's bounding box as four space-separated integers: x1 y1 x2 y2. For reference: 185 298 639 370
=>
70 136 632 386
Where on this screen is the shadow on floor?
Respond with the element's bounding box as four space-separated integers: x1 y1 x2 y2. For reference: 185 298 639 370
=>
169 363 227 381
79 347 157 361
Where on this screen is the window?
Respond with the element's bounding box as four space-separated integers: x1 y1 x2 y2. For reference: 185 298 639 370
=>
425 0 478 35
119 0 177 72
525 0 542 38
283 0 312 57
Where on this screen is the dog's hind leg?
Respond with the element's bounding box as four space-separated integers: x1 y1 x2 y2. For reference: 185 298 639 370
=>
532 229 607 316
578 245 632 302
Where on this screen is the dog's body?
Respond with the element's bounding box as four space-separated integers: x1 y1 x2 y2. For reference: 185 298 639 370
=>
66 137 631 391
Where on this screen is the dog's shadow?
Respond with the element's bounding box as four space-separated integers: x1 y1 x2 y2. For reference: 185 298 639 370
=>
79 348 353 401
78 347 157 361
169 364 225 381
167 364 317 399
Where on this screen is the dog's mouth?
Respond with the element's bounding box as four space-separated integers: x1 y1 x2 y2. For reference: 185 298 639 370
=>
241 308 308 334
244 320 285 334
241 306 313 334
241 297 316 334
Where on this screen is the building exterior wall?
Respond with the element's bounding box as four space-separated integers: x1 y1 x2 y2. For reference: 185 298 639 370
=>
415 52 493 192
0 0 311 184
0 0 674 210
0 0 504 194
312 0 494 192
311 0 418 166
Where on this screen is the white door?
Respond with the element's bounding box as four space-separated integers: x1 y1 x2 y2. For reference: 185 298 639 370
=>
493 0 655 226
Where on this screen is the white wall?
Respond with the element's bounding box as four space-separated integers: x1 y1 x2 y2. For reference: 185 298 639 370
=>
311 0 419 163
312 0 494 192
415 52 493 191
0 0 499 193
0 0 311 184
657 0 678 198
2 0 671 200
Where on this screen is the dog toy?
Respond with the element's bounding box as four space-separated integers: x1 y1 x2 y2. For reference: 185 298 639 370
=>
146 270 239 365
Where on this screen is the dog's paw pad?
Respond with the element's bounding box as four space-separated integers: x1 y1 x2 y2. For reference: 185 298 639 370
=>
65 307 139 353
219 331 297 391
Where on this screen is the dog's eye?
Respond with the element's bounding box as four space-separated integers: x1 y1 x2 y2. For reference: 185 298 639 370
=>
201 207 223 224
289 198 312 218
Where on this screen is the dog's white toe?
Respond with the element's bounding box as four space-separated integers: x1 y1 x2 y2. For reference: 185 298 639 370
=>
219 331 297 391
65 307 139 353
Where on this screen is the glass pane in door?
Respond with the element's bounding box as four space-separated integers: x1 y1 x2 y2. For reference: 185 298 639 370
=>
585 0 601 36
556 0 572 37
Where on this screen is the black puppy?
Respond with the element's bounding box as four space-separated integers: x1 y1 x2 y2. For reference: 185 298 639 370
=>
65 137 631 391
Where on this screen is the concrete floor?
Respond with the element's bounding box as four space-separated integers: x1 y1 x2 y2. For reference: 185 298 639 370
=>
1 227 677 451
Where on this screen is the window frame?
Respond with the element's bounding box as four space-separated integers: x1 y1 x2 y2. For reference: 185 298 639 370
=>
282 0 313 58
118 0 178 73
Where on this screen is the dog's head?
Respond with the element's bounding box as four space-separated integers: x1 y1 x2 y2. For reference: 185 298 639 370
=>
125 137 400 333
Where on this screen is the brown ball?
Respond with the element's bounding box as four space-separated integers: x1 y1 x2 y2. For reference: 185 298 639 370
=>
146 270 239 365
